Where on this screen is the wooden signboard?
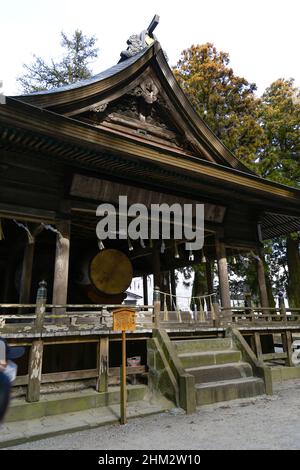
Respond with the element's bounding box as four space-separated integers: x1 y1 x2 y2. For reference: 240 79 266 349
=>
113 308 136 332
112 308 136 425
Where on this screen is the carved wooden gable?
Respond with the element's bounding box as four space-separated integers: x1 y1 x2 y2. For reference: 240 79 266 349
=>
73 74 196 154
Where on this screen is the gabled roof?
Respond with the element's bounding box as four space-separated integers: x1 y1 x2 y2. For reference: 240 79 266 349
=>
12 41 255 174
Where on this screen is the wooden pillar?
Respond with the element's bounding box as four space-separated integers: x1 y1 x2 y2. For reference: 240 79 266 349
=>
215 236 231 320
96 336 109 393
52 220 70 311
152 245 161 291
170 270 176 298
26 339 43 402
282 331 293 366
254 332 263 361
19 224 43 304
205 259 214 294
3 255 16 302
143 275 148 306
153 286 161 328
256 248 269 308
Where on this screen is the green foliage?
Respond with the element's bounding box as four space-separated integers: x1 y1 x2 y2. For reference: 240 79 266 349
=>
18 30 99 93
174 44 300 306
173 43 266 169
257 78 300 186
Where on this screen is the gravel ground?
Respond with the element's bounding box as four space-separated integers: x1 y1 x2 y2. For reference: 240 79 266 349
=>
10 380 300 450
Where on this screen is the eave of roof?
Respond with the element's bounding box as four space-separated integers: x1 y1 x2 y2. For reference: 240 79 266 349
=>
1 95 300 215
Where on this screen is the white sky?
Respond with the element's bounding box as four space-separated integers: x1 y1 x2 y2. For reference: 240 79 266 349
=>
0 0 299 96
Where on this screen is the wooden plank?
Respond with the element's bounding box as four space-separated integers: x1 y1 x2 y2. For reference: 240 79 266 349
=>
13 367 147 387
96 336 109 393
262 352 287 361
109 366 146 377
13 375 28 386
26 340 43 402
42 369 97 383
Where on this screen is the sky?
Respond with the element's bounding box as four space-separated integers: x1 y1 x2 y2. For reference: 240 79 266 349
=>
0 0 299 96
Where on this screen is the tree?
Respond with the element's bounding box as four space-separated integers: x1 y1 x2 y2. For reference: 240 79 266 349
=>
257 78 300 186
258 79 300 307
18 30 99 93
173 43 266 169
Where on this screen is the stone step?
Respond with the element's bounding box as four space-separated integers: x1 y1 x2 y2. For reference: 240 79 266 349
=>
179 350 242 368
6 385 148 423
196 377 265 405
173 338 232 353
186 362 253 384
0 396 174 448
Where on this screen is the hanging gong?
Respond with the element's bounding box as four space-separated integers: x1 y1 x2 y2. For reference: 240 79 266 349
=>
89 249 133 295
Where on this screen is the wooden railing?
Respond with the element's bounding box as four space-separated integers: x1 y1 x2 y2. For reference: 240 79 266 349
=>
228 307 300 326
1 303 300 337
0 304 155 337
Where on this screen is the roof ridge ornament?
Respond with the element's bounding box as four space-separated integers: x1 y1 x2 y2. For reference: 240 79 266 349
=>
119 14 160 62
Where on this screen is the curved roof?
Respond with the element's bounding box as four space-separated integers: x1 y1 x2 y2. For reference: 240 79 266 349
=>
18 48 149 97
11 41 255 174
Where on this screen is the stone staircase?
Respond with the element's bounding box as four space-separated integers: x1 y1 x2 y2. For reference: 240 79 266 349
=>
173 337 265 406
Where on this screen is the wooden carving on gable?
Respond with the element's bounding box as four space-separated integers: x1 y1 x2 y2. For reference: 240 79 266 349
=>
77 73 193 153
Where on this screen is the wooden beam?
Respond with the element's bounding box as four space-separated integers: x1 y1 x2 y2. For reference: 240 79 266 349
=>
26 339 43 402
262 352 287 361
0 203 56 223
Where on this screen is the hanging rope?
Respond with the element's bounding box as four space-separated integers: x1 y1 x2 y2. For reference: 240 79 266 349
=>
13 219 34 244
156 289 217 323
155 289 216 301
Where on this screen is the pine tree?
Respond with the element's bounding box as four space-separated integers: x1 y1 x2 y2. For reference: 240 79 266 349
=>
18 30 99 93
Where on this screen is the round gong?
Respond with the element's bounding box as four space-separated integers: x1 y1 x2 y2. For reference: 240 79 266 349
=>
89 249 133 295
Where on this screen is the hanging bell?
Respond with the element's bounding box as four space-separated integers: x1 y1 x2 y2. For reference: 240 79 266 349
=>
128 237 133 251
98 240 105 251
174 242 180 259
